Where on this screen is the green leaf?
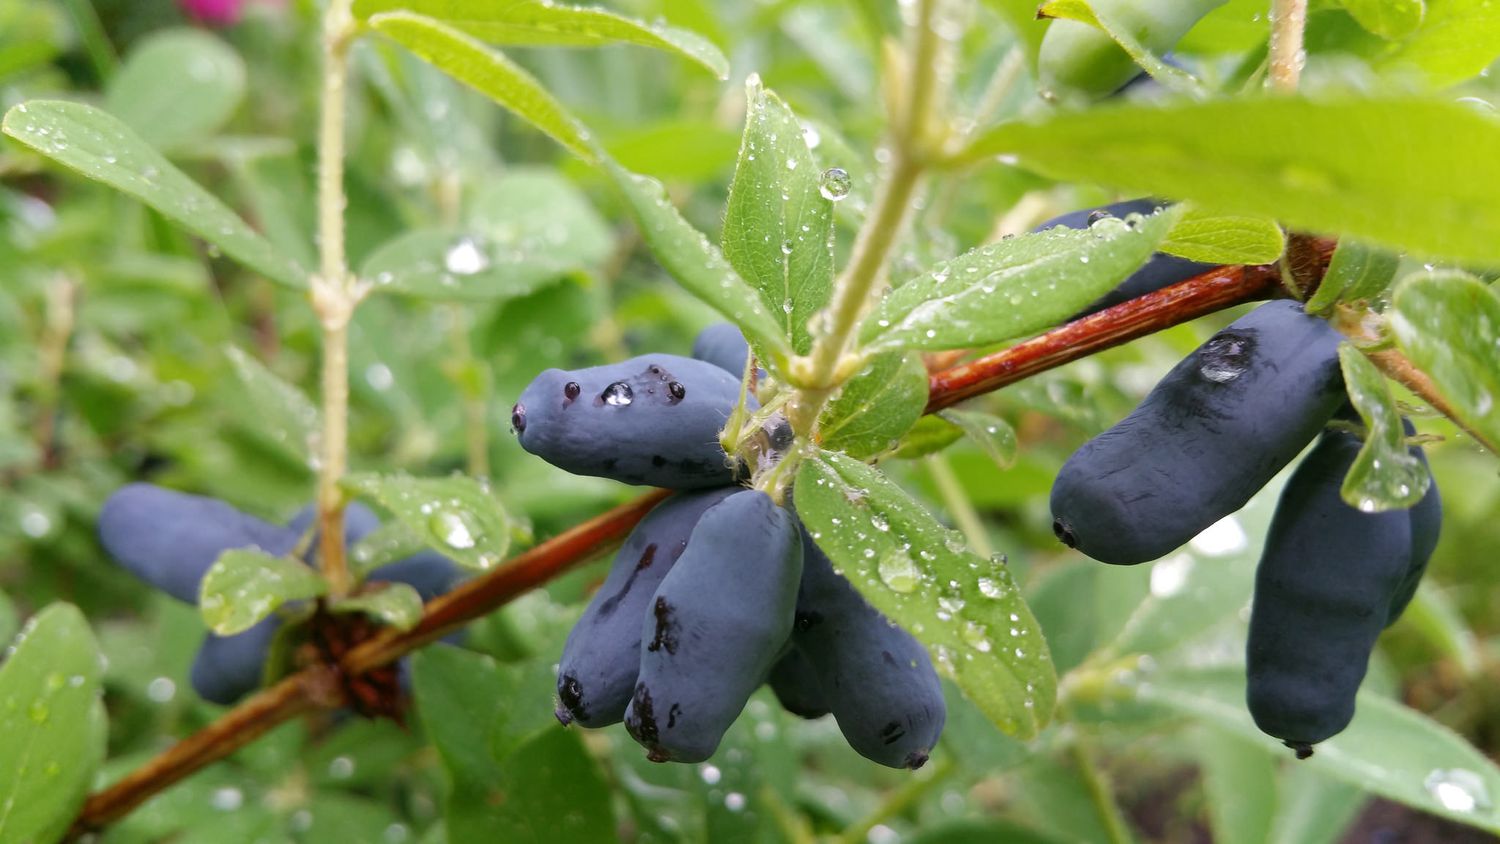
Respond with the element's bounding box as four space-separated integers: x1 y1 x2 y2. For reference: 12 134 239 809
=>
353 0 729 79
225 346 319 460
368 12 597 162
722 78 835 355
1159 209 1285 265
795 451 1056 738
1305 239 1400 314
199 549 328 636
361 227 581 301
104 28 246 152
862 205 1179 352
0 591 14 646
890 414 965 460
412 648 612 842
1134 667 1500 834
1037 0 1210 97
330 582 425 631
2 101 306 288
603 158 794 371
349 521 431 578
1389 270 1500 449
469 168 614 267
1340 0 1426 39
1400 583 1483 677
1198 728 1278 844
1268 765 1368 844
342 473 511 571
819 352 929 459
1337 343 1431 511
958 97 1500 266
1372 0 1500 88
0 604 106 844
939 409 1018 470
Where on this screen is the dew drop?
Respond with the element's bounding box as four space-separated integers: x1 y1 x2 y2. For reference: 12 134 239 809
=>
1424 769 1492 814
443 236 490 275
430 511 478 550
819 167 852 201
1197 332 1255 383
878 550 920 593
601 381 634 406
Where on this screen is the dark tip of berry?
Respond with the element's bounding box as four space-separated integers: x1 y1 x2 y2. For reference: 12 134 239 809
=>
1052 518 1077 548
554 705 574 726
646 748 671 763
510 403 526 434
564 381 581 400
1286 741 1315 760
905 750 930 770
1086 209 1112 224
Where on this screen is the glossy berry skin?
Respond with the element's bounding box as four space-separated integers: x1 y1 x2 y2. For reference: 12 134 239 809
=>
555 487 740 728
512 354 755 489
624 490 802 762
98 483 300 603
1032 199 1217 318
691 323 752 377
788 534 945 769
1247 427 1414 757
191 618 282 705
1050 300 1345 565
767 647 831 720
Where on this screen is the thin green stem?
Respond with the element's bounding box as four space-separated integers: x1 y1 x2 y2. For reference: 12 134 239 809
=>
434 170 492 478
925 453 992 559
774 0 953 469
312 0 359 597
1069 739 1135 844
60 0 117 82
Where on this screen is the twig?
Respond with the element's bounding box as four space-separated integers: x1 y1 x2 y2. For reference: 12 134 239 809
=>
67 672 328 839
924 245 1334 412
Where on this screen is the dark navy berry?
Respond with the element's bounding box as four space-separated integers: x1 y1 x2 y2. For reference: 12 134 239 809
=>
190 617 282 706
555 487 740 728
1247 425 1414 756
513 354 755 489
1051 301 1345 565
691 323 752 377
788 534 945 769
1386 422 1442 626
767 647 831 720
624 490 802 762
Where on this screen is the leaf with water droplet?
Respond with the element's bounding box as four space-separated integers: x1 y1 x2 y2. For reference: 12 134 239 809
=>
1390 270 1500 452
353 0 729 79
1337 343 1432 511
360 227 588 302
887 414 965 460
199 549 329 636
939 409 1018 470
225 345 320 463
330 582 425 632
862 204 1180 352
795 451 1056 739
1 100 305 288
819 351 928 459
342 473 512 571
0 604 106 844
722 79 834 356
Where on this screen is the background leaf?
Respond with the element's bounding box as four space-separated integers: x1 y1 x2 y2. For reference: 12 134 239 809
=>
795 451 1056 738
0 604 107 844
1159 209 1285 265
225 346 320 462
104 28 246 152
361 227 581 301
353 0 729 78
939 409 1019 470
1305 239 1400 314
2 100 306 288
1339 0 1426 40
960 98 1500 265
330 582 425 631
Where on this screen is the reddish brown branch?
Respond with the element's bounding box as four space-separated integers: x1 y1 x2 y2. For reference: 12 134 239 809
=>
69 672 326 838
70 244 1346 836
926 239 1337 412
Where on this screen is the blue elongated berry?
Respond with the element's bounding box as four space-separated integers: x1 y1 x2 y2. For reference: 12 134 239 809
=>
513 354 755 489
